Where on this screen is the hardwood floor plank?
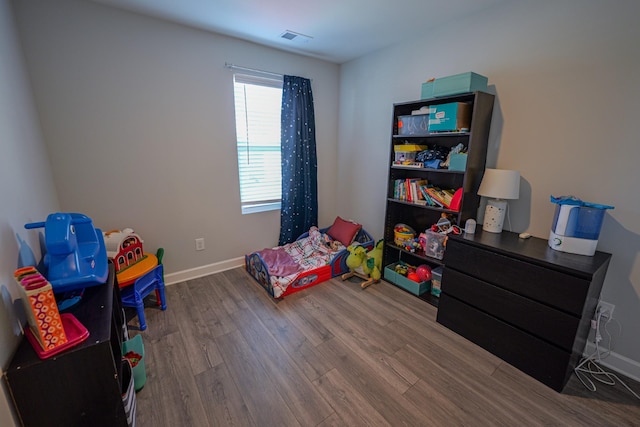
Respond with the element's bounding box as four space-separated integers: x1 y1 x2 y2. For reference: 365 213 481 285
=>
227 306 335 425
315 412 348 427
314 336 433 426
171 282 223 374
312 368 391 426
189 275 237 337
311 282 407 352
403 378 477 426
394 344 523 426
301 294 417 394
390 317 502 377
492 361 636 426
239 290 335 382
194 363 256 427
215 329 302 426
135 331 211 427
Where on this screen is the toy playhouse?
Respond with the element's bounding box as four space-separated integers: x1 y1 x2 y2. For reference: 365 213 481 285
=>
102 228 145 273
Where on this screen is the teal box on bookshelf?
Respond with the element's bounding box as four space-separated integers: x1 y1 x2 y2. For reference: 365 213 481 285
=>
428 102 471 132
430 266 443 297
421 81 434 99
449 153 468 171
433 72 488 97
384 263 430 296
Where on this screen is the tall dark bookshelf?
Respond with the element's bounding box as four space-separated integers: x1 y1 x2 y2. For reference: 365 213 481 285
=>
382 91 495 306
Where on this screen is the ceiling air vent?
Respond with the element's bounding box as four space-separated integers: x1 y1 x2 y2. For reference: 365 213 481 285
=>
280 30 313 43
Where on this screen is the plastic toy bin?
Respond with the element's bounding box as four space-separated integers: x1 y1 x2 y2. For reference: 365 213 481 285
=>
123 334 146 391
384 263 430 296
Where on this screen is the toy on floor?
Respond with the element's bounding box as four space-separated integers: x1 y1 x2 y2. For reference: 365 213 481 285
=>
341 240 384 289
24 213 108 293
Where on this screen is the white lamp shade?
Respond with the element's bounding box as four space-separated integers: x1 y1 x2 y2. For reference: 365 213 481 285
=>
478 169 520 200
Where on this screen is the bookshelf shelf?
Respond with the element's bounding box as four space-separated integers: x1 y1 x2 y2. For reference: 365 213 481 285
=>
390 164 465 174
382 92 495 306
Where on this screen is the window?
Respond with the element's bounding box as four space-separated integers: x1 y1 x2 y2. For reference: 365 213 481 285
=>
233 73 283 214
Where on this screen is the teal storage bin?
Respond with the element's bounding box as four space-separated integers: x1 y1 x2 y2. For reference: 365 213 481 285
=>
433 72 488 97
449 153 468 171
123 334 146 391
384 263 430 296
430 266 443 297
428 102 471 132
421 81 434 99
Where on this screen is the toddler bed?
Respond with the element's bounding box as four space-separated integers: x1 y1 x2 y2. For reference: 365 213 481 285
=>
245 217 374 299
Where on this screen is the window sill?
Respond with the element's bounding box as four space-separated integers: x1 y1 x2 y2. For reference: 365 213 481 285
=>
242 201 281 215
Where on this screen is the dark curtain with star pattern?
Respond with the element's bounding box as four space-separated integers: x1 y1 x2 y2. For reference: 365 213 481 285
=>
278 75 318 245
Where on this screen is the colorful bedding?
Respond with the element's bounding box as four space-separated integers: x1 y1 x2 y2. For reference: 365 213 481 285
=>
245 226 374 299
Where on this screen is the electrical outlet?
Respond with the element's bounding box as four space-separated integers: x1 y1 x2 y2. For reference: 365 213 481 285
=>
597 300 615 319
195 238 205 251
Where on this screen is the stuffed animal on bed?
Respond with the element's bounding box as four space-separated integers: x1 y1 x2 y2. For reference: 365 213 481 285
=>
342 240 384 289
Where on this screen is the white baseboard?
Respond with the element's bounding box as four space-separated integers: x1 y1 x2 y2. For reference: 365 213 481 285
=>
164 257 245 286
584 341 640 383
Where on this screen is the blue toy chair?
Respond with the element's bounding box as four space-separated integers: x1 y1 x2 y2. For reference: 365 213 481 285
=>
121 264 166 331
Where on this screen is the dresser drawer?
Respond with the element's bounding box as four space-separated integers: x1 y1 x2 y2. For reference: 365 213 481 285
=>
436 293 576 391
444 239 590 315
442 268 580 351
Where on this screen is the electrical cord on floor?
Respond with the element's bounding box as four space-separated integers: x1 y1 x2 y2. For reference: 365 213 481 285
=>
574 309 640 400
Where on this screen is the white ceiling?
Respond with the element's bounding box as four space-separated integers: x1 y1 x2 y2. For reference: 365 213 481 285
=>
89 0 506 63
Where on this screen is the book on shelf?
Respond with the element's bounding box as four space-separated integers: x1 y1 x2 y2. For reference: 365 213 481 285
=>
424 186 452 208
419 185 441 207
393 178 429 204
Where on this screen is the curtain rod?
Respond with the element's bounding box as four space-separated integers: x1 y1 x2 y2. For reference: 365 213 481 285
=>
224 62 312 81
224 62 283 78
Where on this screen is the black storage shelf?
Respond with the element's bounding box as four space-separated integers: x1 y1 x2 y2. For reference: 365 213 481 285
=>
382 91 495 306
390 165 466 174
4 262 130 427
387 198 459 214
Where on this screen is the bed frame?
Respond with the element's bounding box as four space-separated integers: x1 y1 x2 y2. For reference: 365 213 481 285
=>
245 227 374 299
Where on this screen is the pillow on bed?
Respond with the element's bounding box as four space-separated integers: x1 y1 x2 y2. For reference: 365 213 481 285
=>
326 216 362 247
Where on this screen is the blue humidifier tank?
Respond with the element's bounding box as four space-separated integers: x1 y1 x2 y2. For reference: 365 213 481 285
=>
548 196 614 256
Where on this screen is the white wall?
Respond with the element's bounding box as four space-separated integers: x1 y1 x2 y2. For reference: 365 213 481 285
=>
338 0 640 378
12 0 340 278
0 0 60 424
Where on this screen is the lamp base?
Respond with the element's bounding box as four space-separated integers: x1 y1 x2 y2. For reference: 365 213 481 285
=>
482 199 508 233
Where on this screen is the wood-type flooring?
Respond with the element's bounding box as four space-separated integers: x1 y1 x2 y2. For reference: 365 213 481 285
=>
129 267 640 426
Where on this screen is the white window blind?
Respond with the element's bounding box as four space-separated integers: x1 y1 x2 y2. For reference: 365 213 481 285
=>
233 73 283 214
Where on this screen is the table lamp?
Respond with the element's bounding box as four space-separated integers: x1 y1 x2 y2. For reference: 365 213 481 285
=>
477 169 520 233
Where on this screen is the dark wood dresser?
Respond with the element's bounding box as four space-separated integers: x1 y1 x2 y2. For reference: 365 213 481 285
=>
436 230 611 391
